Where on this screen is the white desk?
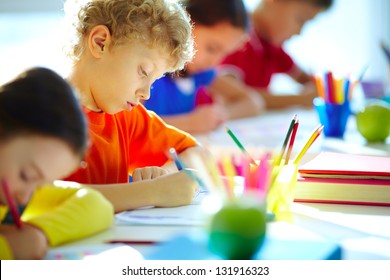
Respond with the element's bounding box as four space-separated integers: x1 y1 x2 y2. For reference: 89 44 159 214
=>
47 108 390 260
196 107 390 158
48 202 390 260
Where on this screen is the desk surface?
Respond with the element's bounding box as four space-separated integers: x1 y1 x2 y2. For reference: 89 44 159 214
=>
51 201 390 260
196 107 390 158
48 108 390 260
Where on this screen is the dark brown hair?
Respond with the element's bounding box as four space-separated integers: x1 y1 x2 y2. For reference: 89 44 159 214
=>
0 67 88 157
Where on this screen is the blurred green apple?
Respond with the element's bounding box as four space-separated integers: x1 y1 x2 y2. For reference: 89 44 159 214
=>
356 101 390 142
208 197 266 260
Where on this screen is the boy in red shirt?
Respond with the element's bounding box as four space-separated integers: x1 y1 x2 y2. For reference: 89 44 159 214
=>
222 0 333 109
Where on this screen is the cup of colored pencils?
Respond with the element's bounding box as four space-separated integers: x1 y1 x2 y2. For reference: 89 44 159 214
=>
313 71 352 138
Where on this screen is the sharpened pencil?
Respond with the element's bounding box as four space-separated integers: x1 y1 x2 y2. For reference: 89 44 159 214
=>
168 147 207 190
293 125 324 164
1 179 22 229
226 127 257 165
285 119 299 164
275 114 297 165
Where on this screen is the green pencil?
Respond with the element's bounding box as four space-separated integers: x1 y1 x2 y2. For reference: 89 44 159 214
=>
226 127 257 165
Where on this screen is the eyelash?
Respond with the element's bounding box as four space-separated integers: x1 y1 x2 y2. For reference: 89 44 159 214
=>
140 67 148 77
20 170 28 182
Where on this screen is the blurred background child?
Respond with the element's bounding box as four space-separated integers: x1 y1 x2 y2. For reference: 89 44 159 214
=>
221 0 333 109
0 67 113 260
144 0 265 134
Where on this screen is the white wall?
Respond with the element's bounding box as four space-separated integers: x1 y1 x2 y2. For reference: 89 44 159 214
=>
244 0 390 83
0 0 389 85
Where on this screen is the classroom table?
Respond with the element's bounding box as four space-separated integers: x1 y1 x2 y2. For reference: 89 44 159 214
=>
46 107 390 260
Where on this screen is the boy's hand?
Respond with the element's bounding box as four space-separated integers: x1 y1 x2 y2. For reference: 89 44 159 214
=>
152 171 198 207
1 224 48 259
132 166 170 181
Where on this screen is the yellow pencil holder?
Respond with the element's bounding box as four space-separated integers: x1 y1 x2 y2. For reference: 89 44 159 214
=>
266 164 298 221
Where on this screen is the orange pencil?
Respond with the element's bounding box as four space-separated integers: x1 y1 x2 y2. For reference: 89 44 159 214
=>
314 75 325 100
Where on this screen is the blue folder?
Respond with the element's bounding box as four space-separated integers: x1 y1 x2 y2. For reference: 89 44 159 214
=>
146 230 342 260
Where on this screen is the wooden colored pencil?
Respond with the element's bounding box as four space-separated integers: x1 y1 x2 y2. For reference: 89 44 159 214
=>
381 41 390 64
285 119 299 164
1 179 22 229
293 125 324 164
226 127 257 165
275 114 297 165
168 148 207 190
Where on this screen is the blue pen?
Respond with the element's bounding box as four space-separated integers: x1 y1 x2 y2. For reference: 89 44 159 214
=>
168 148 207 191
169 147 184 171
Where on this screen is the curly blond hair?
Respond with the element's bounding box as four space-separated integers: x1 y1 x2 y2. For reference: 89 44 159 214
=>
63 0 194 70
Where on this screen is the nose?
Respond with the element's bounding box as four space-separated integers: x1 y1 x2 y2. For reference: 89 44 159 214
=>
16 183 35 205
136 87 151 101
206 55 223 69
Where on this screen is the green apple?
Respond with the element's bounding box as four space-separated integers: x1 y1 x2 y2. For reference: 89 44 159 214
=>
208 197 266 260
356 101 390 142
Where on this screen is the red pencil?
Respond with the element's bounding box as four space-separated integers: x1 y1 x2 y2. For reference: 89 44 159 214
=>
107 240 157 245
1 179 22 229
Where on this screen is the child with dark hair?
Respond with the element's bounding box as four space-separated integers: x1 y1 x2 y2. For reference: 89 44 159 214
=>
144 0 265 134
222 0 333 109
0 67 113 259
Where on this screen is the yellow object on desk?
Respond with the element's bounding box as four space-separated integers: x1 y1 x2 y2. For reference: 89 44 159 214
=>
267 164 298 221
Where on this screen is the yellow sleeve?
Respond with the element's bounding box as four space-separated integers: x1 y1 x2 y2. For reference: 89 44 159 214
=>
0 235 13 260
22 184 114 246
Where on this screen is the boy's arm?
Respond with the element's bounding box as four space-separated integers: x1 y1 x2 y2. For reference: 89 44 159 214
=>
288 65 313 85
158 104 228 134
208 75 265 119
260 86 316 109
89 171 197 213
259 65 317 109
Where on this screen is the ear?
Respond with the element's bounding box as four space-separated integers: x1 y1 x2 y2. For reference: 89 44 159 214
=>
88 25 112 58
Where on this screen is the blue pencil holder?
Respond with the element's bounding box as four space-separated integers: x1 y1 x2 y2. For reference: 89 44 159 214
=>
313 97 350 138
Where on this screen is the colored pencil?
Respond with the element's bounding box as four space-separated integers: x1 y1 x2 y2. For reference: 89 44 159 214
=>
381 41 390 64
256 152 271 196
107 240 157 245
314 75 325 99
168 148 207 190
1 179 22 229
169 147 183 170
350 65 369 99
275 114 297 165
293 125 324 164
226 127 257 165
343 78 351 103
285 119 299 163
325 71 335 103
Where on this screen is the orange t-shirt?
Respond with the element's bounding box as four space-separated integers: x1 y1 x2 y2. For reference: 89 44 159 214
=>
65 104 197 184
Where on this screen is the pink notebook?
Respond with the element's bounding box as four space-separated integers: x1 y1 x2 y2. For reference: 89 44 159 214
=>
298 152 390 180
